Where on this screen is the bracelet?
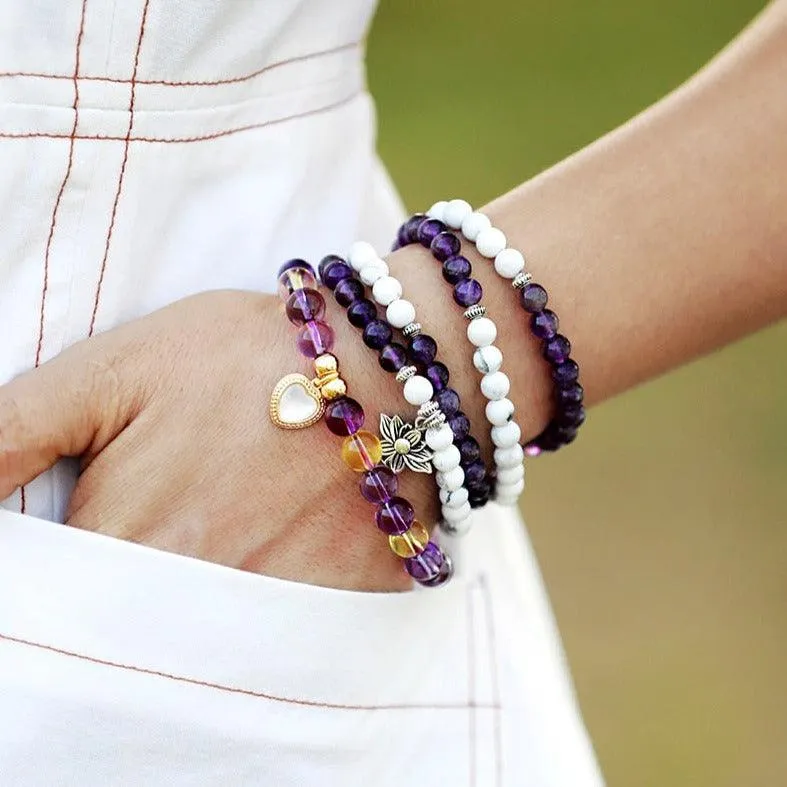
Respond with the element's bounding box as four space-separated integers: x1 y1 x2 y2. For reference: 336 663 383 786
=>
318 253 487 535
410 201 585 456
270 258 453 587
392 221 526 506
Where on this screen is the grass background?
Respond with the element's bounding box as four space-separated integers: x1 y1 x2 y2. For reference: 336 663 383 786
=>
368 2 786 784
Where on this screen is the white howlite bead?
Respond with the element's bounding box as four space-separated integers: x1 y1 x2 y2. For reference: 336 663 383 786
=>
461 211 491 242
476 227 507 258
473 345 503 374
480 371 510 400
439 466 465 492
426 423 455 451
467 316 497 347
359 260 389 286
348 241 378 271
440 486 470 508
497 464 525 485
432 444 461 473
444 199 473 229
371 275 402 306
440 515 473 537
427 200 448 220
386 298 416 328
485 397 515 426
494 248 525 279
495 478 525 501
491 421 522 448
403 375 433 406
494 444 525 469
442 501 471 524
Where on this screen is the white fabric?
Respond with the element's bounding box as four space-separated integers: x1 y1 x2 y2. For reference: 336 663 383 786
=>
0 1 604 783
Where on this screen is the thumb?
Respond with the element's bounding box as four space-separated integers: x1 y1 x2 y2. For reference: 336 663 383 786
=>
0 338 144 499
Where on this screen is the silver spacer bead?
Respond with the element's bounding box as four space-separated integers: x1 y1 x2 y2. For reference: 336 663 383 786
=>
402 322 422 338
414 400 446 431
463 305 486 321
512 271 533 289
395 365 418 383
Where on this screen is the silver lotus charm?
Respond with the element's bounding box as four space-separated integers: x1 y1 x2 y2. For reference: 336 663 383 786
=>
380 413 434 474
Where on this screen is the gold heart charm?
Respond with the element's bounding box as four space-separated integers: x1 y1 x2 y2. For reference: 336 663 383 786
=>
269 373 325 430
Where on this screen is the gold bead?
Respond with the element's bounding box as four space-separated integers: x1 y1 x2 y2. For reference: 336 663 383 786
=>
341 431 383 472
313 353 338 377
320 377 347 400
388 521 430 558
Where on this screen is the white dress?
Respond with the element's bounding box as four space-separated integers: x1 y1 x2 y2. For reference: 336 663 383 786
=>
0 1 603 784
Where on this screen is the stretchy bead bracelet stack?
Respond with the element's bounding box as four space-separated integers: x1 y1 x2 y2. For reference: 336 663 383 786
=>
270 258 453 587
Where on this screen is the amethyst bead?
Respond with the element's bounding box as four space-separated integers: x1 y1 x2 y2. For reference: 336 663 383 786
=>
520 282 548 313
463 460 487 486
434 387 461 417
425 362 450 391
404 541 444 582
333 277 365 307
417 218 446 247
531 309 559 339
285 288 325 326
558 404 586 428
543 334 572 364
321 260 353 290
296 320 334 358
347 298 377 328
397 214 427 247
359 465 398 504
448 411 470 442
318 254 346 282
556 382 584 406
375 496 415 535
407 334 438 366
378 343 409 373
278 258 315 279
421 554 454 588
363 319 393 350
458 436 481 465
324 397 365 436
552 359 580 387
442 255 472 285
453 278 483 307
431 231 462 261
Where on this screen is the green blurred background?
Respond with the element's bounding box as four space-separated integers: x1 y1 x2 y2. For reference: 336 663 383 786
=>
368 2 786 784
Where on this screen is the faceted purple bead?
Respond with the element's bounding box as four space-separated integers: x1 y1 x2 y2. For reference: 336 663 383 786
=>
435 387 461 417
458 436 481 465
333 277 365 307
421 554 454 588
296 320 334 358
448 411 470 442
318 254 346 282
557 404 586 428
555 425 579 445
398 214 427 246
463 460 487 486
405 542 445 582
407 334 438 366
453 278 483 307
425 361 450 391
469 490 491 509
430 231 462 262
324 397 365 436
466 474 491 495
359 465 398 504
417 218 446 247
277 266 317 299
347 299 377 328
321 260 353 290
442 255 472 285
519 282 548 313
552 359 580 387
285 288 325 326
556 382 584 406
531 309 559 339
375 496 415 535
543 334 571 364
278 258 315 279
363 319 393 350
378 343 409 373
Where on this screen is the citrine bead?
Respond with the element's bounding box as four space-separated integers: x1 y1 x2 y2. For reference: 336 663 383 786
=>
341 430 382 472
388 521 429 558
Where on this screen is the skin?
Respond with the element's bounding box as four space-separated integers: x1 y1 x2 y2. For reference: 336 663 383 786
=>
0 2 785 592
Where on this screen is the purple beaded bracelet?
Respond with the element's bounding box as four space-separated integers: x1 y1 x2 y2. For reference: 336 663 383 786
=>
272 258 453 587
395 215 585 456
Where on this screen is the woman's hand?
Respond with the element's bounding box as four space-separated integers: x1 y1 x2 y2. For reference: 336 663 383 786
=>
0 290 437 591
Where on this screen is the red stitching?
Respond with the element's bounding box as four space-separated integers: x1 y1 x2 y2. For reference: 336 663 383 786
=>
0 631 498 712
480 575 503 787
0 90 360 146
87 0 150 337
0 41 360 88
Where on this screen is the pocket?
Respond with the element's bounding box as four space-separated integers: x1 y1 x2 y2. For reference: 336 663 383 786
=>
0 511 485 786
